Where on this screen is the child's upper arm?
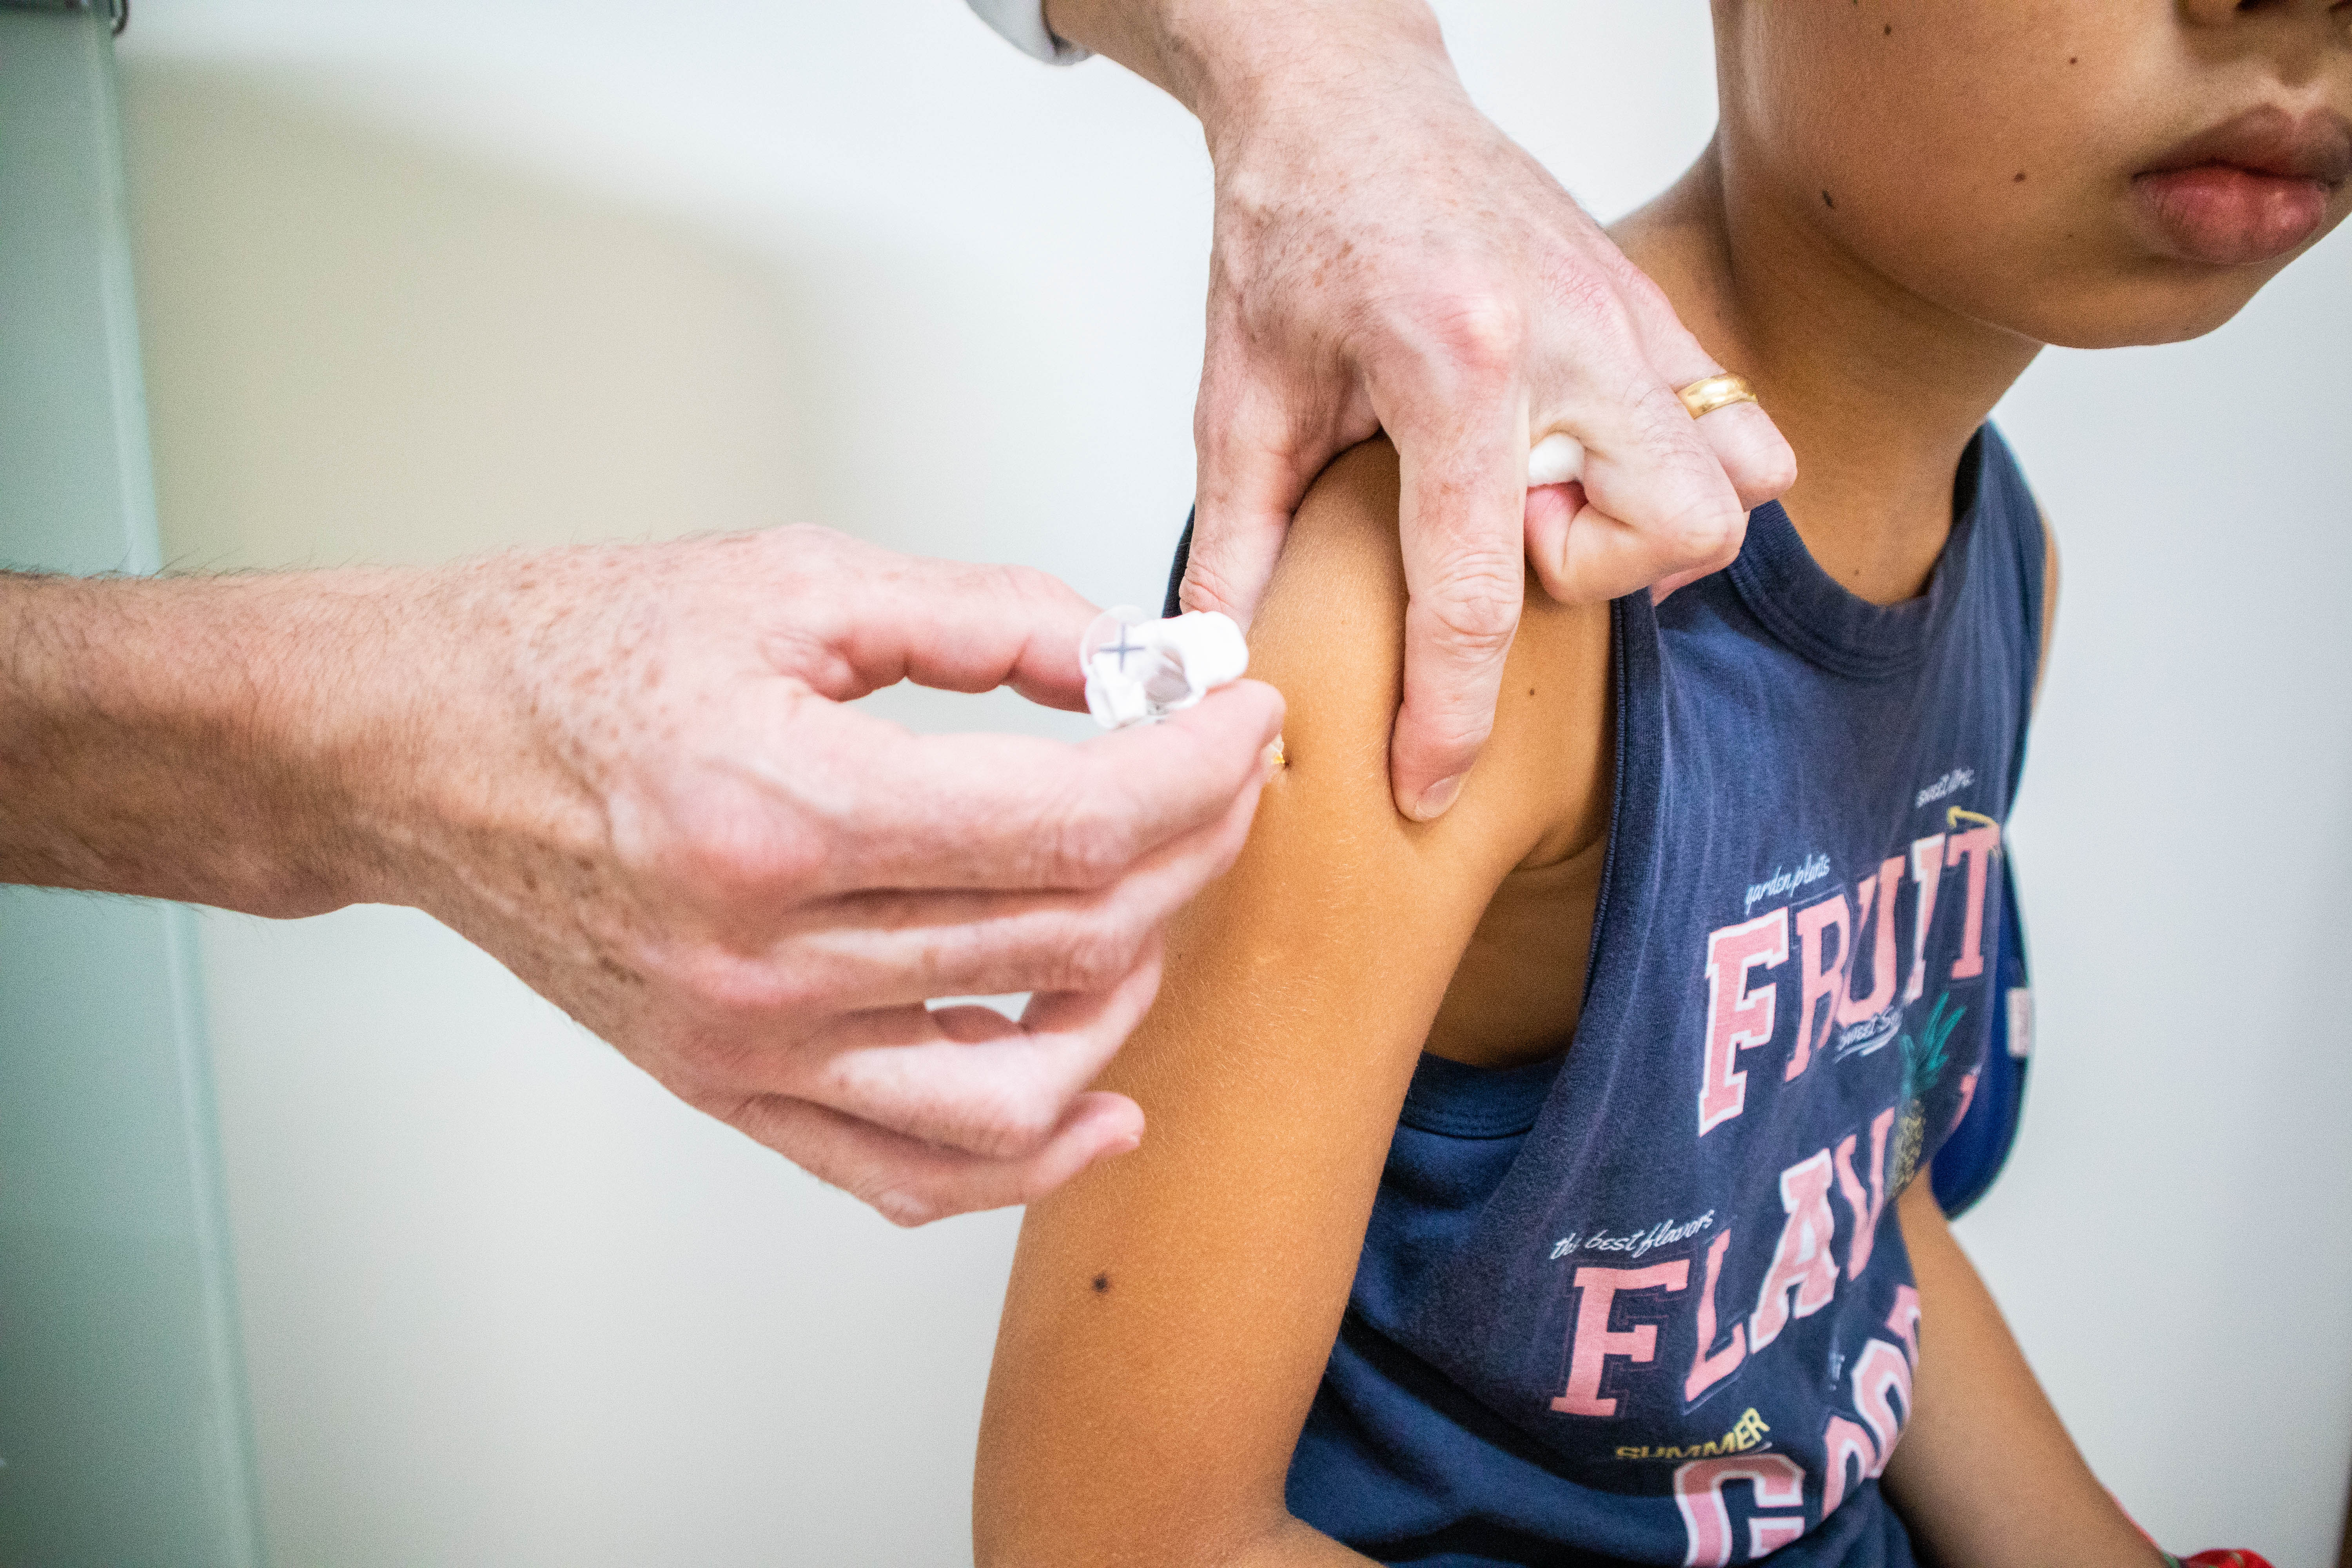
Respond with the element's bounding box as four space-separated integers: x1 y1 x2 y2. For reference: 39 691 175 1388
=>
974 442 1610 1568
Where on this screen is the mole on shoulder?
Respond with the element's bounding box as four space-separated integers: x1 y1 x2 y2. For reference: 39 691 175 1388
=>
1091 1272 1111 1294
1822 190 1837 210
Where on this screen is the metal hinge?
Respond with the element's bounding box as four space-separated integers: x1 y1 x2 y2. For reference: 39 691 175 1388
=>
0 0 128 35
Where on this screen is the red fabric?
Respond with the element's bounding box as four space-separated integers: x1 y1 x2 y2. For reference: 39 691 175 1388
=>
2111 1490 2274 1568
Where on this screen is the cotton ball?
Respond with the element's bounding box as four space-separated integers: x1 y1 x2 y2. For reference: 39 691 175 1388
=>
1527 432 1586 488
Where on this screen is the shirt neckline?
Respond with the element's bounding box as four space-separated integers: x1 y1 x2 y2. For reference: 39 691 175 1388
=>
1722 428 1987 680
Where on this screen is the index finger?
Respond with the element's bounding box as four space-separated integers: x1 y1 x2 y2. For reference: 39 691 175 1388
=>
1184 368 1339 628
796 541 1104 713
791 677 1286 894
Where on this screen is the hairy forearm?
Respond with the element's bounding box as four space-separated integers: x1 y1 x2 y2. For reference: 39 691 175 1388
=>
0 563 568 924
1042 0 1461 156
1 532 1293 1221
0 571 398 913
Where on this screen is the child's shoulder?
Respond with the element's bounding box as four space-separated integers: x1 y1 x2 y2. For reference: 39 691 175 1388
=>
1251 438 1613 873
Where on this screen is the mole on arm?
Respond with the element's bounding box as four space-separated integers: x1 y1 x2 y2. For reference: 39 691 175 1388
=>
1091 1272 1111 1295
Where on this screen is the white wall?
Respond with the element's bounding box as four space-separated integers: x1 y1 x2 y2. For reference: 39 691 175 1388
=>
115 4 2351 1564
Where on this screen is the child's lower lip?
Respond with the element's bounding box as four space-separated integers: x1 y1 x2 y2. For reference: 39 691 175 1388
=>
2131 164 2331 265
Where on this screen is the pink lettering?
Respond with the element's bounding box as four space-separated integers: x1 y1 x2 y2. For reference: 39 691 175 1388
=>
1822 1414 1878 1515
1697 909 1790 1136
1832 1108 1895 1279
1684 1229 1746 1404
1672 1454 1807 1568
1944 826 2000 979
1904 835 1946 1003
1852 1338 1914 1471
1886 1285 1922 1368
1552 1260 1690 1417
1837 857 1905 1024
1792 894 1851 1082
1748 1150 1839 1352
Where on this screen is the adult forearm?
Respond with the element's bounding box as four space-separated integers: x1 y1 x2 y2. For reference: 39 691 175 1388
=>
1043 0 1460 154
1 530 1282 1223
0 570 417 916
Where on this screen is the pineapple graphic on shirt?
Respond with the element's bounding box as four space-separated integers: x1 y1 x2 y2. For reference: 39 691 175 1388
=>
1890 993 1965 1193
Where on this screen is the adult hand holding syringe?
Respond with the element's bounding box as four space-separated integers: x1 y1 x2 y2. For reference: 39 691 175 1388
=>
0 527 1283 1225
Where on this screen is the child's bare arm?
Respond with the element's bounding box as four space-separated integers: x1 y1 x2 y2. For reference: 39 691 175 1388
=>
973 441 1610 1568
1882 1182 2163 1567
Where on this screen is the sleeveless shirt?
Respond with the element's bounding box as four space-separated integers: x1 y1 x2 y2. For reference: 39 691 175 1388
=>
1177 426 2045 1566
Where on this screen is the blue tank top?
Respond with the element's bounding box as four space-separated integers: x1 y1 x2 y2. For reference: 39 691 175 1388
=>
1266 428 2043 1565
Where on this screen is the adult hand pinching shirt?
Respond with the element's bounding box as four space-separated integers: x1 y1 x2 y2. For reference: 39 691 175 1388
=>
975 0 1796 819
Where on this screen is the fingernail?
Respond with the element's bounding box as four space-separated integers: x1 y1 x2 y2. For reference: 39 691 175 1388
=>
1409 774 1464 822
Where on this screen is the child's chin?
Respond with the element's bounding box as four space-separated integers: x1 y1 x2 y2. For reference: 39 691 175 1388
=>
2022 276 2273 351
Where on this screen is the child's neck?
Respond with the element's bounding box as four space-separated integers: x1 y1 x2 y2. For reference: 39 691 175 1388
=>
1613 142 2045 606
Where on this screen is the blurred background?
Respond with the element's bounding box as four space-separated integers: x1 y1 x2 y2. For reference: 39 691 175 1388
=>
108 2 2350 1563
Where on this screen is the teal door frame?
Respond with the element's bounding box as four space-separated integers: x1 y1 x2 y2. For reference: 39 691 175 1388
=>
0 4 268 1563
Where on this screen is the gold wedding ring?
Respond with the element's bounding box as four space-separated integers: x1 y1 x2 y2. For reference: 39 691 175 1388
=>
1676 372 1759 420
